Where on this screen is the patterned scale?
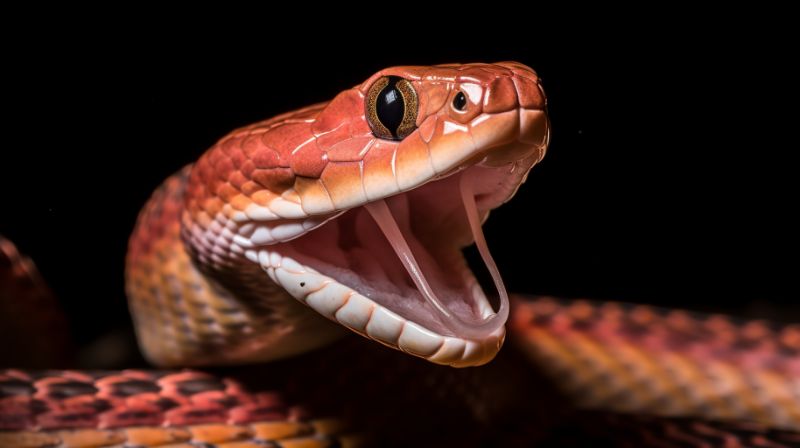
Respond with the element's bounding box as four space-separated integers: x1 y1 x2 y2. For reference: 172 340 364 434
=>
510 297 800 431
0 369 361 448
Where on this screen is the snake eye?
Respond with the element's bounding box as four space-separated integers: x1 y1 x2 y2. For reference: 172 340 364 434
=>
366 76 418 140
452 91 467 112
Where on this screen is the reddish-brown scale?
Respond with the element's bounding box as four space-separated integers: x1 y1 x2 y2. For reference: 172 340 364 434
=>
1 371 289 430
228 169 250 192
426 84 452 117
288 138 327 179
312 91 366 138
315 122 354 151
0 370 357 447
251 167 296 194
251 145 283 171
483 76 519 113
261 123 311 166
126 168 188 263
326 136 373 163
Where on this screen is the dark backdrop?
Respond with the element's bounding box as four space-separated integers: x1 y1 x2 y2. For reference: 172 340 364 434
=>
2 28 797 348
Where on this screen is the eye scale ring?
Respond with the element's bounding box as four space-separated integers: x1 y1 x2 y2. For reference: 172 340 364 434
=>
366 77 392 140
395 79 418 139
366 76 419 140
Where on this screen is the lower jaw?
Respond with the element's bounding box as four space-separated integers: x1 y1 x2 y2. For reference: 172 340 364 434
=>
249 162 527 366
254 242 506 367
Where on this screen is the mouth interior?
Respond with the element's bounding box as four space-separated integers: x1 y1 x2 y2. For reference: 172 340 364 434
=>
276 165 512 338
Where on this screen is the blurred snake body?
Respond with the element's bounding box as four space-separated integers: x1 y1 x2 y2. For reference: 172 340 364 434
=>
1 63 799 447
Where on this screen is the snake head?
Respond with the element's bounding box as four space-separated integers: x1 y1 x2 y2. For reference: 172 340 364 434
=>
183 62 549 367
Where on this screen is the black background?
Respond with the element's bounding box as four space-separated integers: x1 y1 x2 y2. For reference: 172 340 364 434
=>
2 25 797 349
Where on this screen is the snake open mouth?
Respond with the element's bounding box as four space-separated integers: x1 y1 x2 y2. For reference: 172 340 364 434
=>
362 172 508 340
259 158 531 365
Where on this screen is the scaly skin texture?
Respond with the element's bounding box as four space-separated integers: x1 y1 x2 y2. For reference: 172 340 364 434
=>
126 62 548 367
2 62 799 446
2 365 799 447
126 167 344 366
511 297 800 431
0 370 359 448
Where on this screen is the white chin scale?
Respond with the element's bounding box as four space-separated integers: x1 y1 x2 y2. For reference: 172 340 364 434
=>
244 247 505 367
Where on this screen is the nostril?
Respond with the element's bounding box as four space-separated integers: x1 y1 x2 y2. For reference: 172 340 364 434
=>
452 92 467 111
449 83 483 123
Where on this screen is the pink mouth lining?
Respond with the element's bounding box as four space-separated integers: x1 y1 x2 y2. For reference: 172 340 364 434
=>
364 173 509 339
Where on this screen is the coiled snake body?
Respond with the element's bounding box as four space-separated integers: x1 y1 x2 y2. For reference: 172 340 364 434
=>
1 63 798 447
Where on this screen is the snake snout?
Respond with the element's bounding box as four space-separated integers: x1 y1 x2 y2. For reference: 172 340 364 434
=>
475 63 550 166
495 62 547 111
501 64 549 148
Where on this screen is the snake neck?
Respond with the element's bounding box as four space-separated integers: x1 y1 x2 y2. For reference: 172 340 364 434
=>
179 103 328 273
126 164 344 367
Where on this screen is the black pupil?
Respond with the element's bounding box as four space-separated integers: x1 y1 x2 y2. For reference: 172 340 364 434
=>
376 76 405 137
453 91 467 111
